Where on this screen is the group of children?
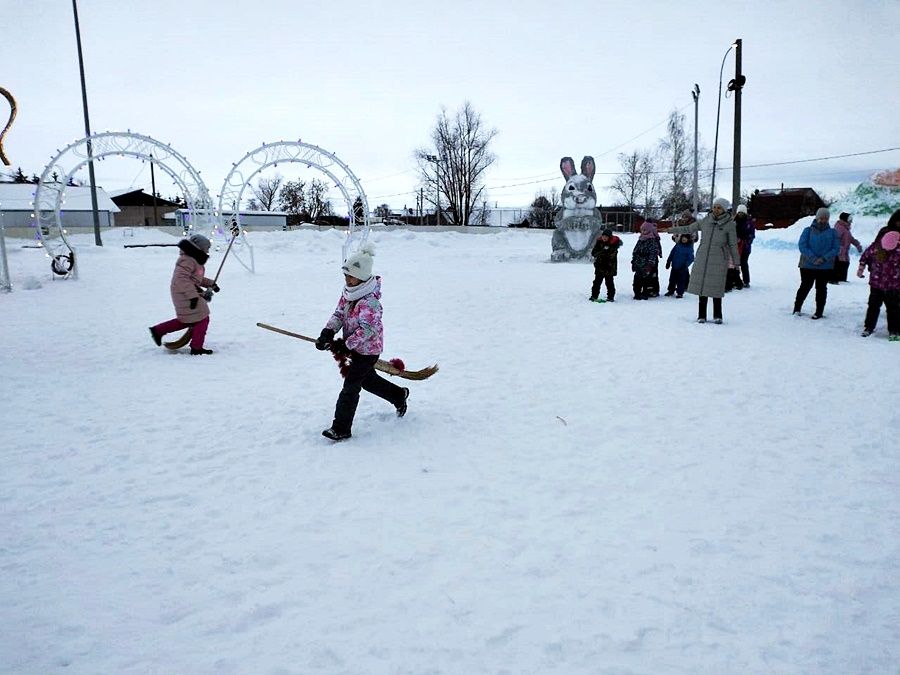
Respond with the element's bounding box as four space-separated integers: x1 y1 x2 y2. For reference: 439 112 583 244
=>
589 222 695 303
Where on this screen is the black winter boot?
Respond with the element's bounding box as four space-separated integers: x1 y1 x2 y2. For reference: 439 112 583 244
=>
190 347 214 355
396 387 410 418
322 427 352 441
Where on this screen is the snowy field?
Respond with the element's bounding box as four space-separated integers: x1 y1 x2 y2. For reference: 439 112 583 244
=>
1 219 898 674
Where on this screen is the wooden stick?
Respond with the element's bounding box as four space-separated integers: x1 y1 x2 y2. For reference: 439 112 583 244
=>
256 322 439 381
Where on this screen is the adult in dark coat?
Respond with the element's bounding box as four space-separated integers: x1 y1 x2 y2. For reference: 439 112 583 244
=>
666 197 740 323
734 204 756 287
793 207 841 319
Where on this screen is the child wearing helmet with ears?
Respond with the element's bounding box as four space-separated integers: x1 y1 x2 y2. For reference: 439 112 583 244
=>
858 227 900 340
315 244 409 441
148 234 220 355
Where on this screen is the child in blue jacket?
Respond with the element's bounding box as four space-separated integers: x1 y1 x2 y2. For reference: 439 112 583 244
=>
664 233 695 298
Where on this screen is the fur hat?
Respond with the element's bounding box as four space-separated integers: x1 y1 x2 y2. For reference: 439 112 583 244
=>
736 204 748 215
342 242 375 280
713 197 731 211
188 234 211 253
882 230 900 251
816 207 831 220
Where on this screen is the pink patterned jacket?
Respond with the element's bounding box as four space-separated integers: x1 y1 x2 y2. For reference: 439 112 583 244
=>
859 244 900 291
325 276 385 355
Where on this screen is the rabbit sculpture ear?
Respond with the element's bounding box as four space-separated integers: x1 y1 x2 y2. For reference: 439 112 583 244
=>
580 156 596 182
560 157 577 180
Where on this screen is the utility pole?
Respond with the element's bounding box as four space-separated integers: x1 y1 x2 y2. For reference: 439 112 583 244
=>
731 38 745 210
691 83 700 215
72 0 102 246
150 153 159 227
426 154 441 226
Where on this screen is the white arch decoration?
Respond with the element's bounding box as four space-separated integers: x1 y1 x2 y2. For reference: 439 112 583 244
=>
32 132 212 276
219 140 370 264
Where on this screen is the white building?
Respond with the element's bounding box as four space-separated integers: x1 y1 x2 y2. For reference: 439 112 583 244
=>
0 183 119 233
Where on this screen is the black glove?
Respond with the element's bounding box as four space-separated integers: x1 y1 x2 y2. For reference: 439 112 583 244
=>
315 328 335 351
189 297 198 310
211 283 220 293
201 289 213 301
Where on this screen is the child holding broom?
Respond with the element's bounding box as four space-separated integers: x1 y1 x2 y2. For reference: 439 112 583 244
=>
316 244 409 441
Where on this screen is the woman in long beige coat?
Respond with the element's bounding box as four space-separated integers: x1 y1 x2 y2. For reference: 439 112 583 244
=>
149 234 219 354
666 197 740 323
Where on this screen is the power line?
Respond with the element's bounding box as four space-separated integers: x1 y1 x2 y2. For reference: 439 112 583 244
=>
716 146 899 171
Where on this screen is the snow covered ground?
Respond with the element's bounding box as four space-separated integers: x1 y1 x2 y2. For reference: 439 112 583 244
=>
1 218 898 674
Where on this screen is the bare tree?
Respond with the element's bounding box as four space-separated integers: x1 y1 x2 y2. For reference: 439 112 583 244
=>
374 203 391 219
278 179 307 219
415 101 498 226
610 151 650 210
306 178 332 221
252 174 283 211
246 197 261 211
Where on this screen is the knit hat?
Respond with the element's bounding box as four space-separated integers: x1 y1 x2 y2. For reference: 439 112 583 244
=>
713 197 731 211
602 228 613 237
816 207 830 220
839 212 851 222
188 234 211 253
736 204 748 215
882 230 900 251
342 242 375 280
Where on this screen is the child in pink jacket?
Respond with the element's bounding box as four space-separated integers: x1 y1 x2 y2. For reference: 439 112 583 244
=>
858 228 900 340
315 244 409 441
149 234 219 355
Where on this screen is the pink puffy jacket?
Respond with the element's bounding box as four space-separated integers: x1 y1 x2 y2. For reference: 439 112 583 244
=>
170 252 214 323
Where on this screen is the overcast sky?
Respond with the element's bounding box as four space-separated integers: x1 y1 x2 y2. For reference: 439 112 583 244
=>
3 0 898 210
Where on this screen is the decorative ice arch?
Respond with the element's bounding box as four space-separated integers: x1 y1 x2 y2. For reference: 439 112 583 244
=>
219 140 370 264
32 131 213 276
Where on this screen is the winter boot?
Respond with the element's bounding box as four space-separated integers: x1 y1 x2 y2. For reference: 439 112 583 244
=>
322 427 352 441
890 334 900 342
190 347 214 355
149 327 162 346
861 329 872 337
396 387 410 418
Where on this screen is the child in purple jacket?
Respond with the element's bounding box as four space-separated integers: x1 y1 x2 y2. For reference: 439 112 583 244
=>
315 244 409 440
858 229 900 340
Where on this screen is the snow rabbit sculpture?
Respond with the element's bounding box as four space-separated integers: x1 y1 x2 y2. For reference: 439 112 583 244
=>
551 155 604 261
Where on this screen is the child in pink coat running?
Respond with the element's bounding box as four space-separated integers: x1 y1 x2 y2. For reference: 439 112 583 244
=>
149 234 219 355
315 244 409 441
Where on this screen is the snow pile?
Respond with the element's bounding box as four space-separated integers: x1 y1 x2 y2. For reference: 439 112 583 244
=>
1 227 898 674
831 172 900 218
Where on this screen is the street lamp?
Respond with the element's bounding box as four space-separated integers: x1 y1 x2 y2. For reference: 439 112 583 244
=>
72 0 102 246
710 41 738 207
691 83 700 215
425 154 441 226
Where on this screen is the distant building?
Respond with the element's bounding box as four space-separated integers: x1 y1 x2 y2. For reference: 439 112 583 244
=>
109 189 181 227
164 208 288 231
0 183 119 233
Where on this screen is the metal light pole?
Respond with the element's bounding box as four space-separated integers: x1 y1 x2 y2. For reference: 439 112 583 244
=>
691 84 700 214
426 154 441 225
710 41 737 207
150 153 159 227
731 38 745 210
72 0 102 245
